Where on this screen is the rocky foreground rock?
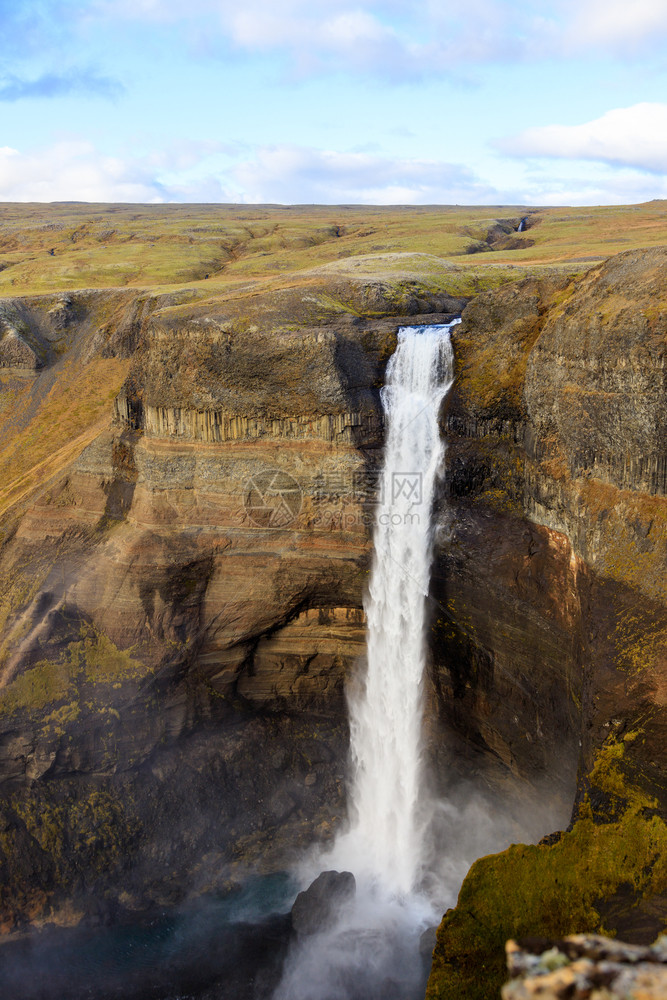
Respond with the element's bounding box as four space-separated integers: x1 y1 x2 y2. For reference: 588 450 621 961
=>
502 934 667 999
290 869 355 937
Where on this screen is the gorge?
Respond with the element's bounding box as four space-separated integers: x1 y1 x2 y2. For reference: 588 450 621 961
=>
0 204 666 1000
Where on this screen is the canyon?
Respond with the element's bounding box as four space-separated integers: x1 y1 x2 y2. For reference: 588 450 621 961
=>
0 204 666 999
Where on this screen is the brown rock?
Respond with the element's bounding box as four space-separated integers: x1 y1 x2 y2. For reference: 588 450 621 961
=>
502 935 667 1000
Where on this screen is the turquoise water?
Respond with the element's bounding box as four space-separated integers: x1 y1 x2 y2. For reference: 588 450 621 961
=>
0 873 297 1000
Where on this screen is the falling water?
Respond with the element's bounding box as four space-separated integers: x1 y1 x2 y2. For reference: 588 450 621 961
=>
274 323 459 1000
332 321 456 895
275 319 575 1000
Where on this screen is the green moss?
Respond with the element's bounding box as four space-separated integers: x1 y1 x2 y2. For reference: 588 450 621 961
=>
569 480 667 604
426 737 667 1000
310 291 362 317
0 623 151 720
42 700 81 735
448 436 526 516
12 786 140 882
476 487 523 517
456 313 543 417
0 659 75 713
612 605 667 677
68 624 148 684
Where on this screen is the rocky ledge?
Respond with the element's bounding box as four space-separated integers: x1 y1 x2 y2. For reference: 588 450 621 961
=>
502 934 667 999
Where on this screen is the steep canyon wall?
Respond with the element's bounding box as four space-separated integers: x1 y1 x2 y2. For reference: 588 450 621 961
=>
0 250 665 1000
0 282 459 930
427 248 667 999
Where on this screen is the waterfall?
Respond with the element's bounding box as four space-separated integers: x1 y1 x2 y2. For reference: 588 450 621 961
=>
332 322 456 895
274 323 458 1000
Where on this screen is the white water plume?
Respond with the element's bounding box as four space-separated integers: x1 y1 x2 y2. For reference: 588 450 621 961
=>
272 320 577 1000
273 324 459 1000
330 322 456 897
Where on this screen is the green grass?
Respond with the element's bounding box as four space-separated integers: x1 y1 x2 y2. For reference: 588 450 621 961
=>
0 201 666 298
0 353 130 518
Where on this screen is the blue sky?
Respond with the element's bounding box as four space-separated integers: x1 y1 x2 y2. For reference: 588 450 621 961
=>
2 0 667 204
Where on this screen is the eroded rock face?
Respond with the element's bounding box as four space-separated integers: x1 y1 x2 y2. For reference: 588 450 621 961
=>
0 277 460 931
426 248 667 999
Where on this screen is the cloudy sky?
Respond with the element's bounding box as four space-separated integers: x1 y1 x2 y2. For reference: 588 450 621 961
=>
2 0 667 205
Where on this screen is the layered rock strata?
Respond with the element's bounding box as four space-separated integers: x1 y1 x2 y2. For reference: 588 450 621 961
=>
0 273 460 930
426 248 667 999
0 245 666 1000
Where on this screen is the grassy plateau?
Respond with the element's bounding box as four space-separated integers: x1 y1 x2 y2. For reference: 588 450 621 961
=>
0 200 665 299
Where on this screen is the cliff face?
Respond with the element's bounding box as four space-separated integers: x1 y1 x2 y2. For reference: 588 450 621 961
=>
0 244 666 993
0 268 465 929
427 248 667 999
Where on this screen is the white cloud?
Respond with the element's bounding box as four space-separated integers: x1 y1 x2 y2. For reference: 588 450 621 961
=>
515 168 667 207
95 0 452 79
0 141 169 202
231 144 496 203
0 138 495 205
4 134 664 208
86 0 667 75
0 3 124 102
225 5 417 77
497 103 667 173
564 0 667 50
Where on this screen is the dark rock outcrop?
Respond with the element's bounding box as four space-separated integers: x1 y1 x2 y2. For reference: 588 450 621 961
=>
291 870 356 937
0 328 41 370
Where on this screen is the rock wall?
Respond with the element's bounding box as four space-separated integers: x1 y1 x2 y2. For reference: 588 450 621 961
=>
1 246 666 998
426 248 667 999
0 287 456 930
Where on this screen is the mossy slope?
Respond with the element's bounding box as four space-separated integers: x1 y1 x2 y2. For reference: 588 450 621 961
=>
426 738 667 1000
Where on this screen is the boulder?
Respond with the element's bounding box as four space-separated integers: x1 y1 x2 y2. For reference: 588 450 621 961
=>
0 327 41 369
290 870 356 937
